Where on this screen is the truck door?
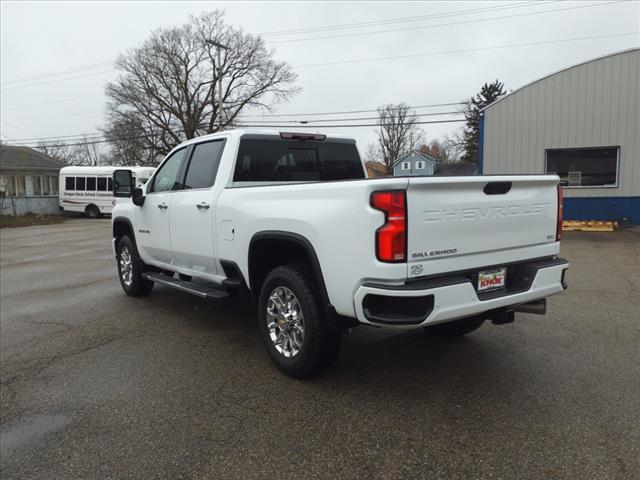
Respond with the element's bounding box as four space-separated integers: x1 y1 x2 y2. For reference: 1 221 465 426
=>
169 139 226 275
135 148 188 266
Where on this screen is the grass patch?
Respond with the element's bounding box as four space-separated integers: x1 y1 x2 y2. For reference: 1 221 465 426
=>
0 213 66 228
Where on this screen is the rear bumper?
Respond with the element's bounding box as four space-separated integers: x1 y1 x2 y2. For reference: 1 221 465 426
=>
353 257 569 328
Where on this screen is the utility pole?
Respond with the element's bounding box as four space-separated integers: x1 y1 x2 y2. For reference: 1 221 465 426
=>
206 40 229 130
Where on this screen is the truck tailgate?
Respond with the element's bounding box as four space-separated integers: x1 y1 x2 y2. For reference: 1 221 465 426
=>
406 175 560 278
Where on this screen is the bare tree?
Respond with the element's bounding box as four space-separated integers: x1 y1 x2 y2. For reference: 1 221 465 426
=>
103 10 299 161
36 140 75 164
37 137 103 166
74 136 101 166
101 116 165 166
374 103 423 174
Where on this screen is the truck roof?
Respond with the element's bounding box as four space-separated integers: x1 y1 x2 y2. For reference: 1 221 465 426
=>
177 128 355 149
59 166 155 175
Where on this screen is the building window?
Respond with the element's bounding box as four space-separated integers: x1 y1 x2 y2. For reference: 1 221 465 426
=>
15 176 26 196
32 175 42 195
50 176 59 195
545 146 619 187
0 175 11 196
415 160 426 170
401 162 411 171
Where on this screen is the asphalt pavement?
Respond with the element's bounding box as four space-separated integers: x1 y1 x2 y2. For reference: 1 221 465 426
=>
1 219 639 479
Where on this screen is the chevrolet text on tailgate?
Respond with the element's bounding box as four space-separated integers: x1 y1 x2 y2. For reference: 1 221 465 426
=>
111 129 569 378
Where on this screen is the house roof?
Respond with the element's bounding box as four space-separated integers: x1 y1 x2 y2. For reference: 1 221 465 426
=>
392 150 437 168
0 145 64 172
481 47 640 113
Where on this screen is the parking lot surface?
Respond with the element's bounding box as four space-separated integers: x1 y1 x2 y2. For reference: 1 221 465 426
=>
1 219 639 479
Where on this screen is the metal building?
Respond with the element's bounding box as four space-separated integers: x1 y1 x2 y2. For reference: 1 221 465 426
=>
479 48 639 224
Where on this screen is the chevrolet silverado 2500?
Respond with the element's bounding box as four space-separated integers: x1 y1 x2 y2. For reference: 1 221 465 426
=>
111 129 569 378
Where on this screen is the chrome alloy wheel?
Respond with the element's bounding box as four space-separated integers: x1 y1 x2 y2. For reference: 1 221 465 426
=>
119 246 133 287
266 286 305 358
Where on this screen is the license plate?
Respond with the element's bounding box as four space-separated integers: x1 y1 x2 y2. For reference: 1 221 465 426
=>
477 267 507 292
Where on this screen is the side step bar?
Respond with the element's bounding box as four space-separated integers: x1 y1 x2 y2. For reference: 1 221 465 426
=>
142 272 230 301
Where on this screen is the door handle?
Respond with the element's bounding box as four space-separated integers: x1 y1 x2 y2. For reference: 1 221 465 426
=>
158 203 168 210
196 202 211 210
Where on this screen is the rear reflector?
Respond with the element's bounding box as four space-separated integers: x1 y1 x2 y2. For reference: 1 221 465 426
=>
556 185 563 241
370 190 407 262
279 132 326 141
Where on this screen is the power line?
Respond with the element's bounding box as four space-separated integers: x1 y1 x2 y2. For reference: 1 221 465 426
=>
0 1 625 92
0 69 115 92
0 93 104 112
270 1 623 44
257 1 544 36
236 103 464 118
8 103 465 142
11 118 467 148
240 112 462 124
3 110 103 121
295 32 640 68
1 61 113 86
0 1 544 89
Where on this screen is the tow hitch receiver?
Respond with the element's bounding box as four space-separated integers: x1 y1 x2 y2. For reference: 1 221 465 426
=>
489 309 515 325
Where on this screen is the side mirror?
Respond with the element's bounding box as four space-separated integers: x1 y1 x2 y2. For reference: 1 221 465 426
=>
113 170 134 197
132 187 145 206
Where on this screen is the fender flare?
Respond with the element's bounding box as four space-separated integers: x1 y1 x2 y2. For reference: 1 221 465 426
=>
248 231 330 307
112 216 137 247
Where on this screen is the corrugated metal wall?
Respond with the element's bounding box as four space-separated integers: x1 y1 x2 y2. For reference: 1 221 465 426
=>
482 48 639 199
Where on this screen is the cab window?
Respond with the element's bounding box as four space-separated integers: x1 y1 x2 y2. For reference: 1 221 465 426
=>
149 148 188 193
183 140 225 189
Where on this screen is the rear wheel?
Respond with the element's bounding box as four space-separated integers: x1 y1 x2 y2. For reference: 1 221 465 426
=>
425 316 485 338
85 204 101 218
116 235 154 297
258 264 341 378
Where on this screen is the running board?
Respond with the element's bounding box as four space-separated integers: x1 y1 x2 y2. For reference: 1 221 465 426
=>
142 272 230 301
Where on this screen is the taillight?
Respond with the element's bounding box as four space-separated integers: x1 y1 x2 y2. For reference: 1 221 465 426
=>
371 190 407 262
556 185 563 241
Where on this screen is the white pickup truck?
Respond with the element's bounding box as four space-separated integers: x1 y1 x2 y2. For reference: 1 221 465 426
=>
111 129 569 377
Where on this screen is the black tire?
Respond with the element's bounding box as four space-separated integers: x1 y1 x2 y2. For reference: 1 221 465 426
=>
85 204 101 218
257 264 341 378
425 316 485 338
116 235 154 297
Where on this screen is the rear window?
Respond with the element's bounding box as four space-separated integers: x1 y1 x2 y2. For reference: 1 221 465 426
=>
233 139 364 182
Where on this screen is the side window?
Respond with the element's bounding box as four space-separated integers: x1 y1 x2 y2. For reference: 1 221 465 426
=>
97 177 107 191
108 178 113 192
75 177 86 191
183 140 226 189
150 149 187 193
87 177 96 191
65 177 75 190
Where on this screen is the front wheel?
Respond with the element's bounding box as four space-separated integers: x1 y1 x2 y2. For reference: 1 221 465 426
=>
258 264 341 378
116 235 154 297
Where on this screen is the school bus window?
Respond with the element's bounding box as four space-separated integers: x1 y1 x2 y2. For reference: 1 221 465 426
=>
87 177 96 190
65 177 75 190
97 177 107 191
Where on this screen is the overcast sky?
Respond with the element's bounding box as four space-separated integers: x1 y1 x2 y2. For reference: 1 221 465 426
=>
1 0 638 157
